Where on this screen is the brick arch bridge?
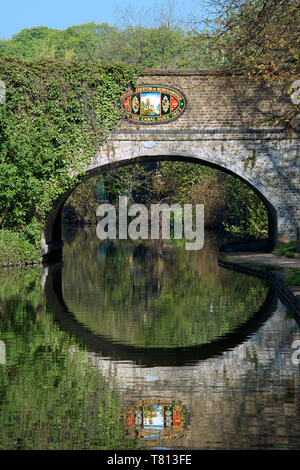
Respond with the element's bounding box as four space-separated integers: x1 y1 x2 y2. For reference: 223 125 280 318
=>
42 70 300 258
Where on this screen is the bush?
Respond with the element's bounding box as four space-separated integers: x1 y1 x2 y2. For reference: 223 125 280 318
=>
0 229 40 265
272 242 300 258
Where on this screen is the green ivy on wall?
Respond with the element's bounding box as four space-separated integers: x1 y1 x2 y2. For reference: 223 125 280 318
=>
0 57 140 252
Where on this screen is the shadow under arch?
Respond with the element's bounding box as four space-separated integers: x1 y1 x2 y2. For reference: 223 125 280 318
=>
44 262 278 367
43 154 278 261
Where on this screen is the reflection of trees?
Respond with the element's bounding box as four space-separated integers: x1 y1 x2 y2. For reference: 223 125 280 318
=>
62 228 269 348
0 268 140 450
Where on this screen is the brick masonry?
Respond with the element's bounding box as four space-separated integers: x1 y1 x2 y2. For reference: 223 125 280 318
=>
43 70 300 255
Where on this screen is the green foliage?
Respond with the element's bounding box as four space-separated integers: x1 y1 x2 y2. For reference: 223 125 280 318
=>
193 0 300 80
285 269 300 286
0 57 140 257
145 161 268 238
63 178 99 225
0 229 40 265
221 177 268 239
63 162 158 225
192 0 299 126
257 264 284 273
0 22 219 69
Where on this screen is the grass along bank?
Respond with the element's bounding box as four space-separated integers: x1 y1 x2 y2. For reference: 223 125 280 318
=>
272 241 300 259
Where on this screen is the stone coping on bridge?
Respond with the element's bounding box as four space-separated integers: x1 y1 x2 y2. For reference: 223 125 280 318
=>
42 69 299 258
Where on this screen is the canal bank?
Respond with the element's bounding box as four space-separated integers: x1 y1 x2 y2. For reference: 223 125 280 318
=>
218 252 300 321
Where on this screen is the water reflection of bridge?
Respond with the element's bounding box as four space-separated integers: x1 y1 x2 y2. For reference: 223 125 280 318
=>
44 264 300 449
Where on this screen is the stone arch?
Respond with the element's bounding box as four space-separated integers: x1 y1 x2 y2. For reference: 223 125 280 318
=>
42 148 280 259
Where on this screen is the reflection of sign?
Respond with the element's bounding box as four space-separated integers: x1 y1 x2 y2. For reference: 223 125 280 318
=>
291 80 300 105
123 400 188 440
117 85 186 124
0 80 6 105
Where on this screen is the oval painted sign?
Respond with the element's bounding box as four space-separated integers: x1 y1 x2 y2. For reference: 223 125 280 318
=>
117 85 186 124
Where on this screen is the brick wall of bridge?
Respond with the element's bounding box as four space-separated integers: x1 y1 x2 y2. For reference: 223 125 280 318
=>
118 70 293 131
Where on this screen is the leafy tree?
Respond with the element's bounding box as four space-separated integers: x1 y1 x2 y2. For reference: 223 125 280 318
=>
0 0 210 69
192 0 300 124
221 176 268 238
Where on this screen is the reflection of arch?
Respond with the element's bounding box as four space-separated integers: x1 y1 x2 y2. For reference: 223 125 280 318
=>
43 153 278 259
45 263 278 367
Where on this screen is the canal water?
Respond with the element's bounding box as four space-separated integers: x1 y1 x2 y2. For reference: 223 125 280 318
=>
0 226 299 449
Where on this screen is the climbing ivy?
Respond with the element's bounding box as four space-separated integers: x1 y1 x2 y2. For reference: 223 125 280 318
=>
0 57 140 254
